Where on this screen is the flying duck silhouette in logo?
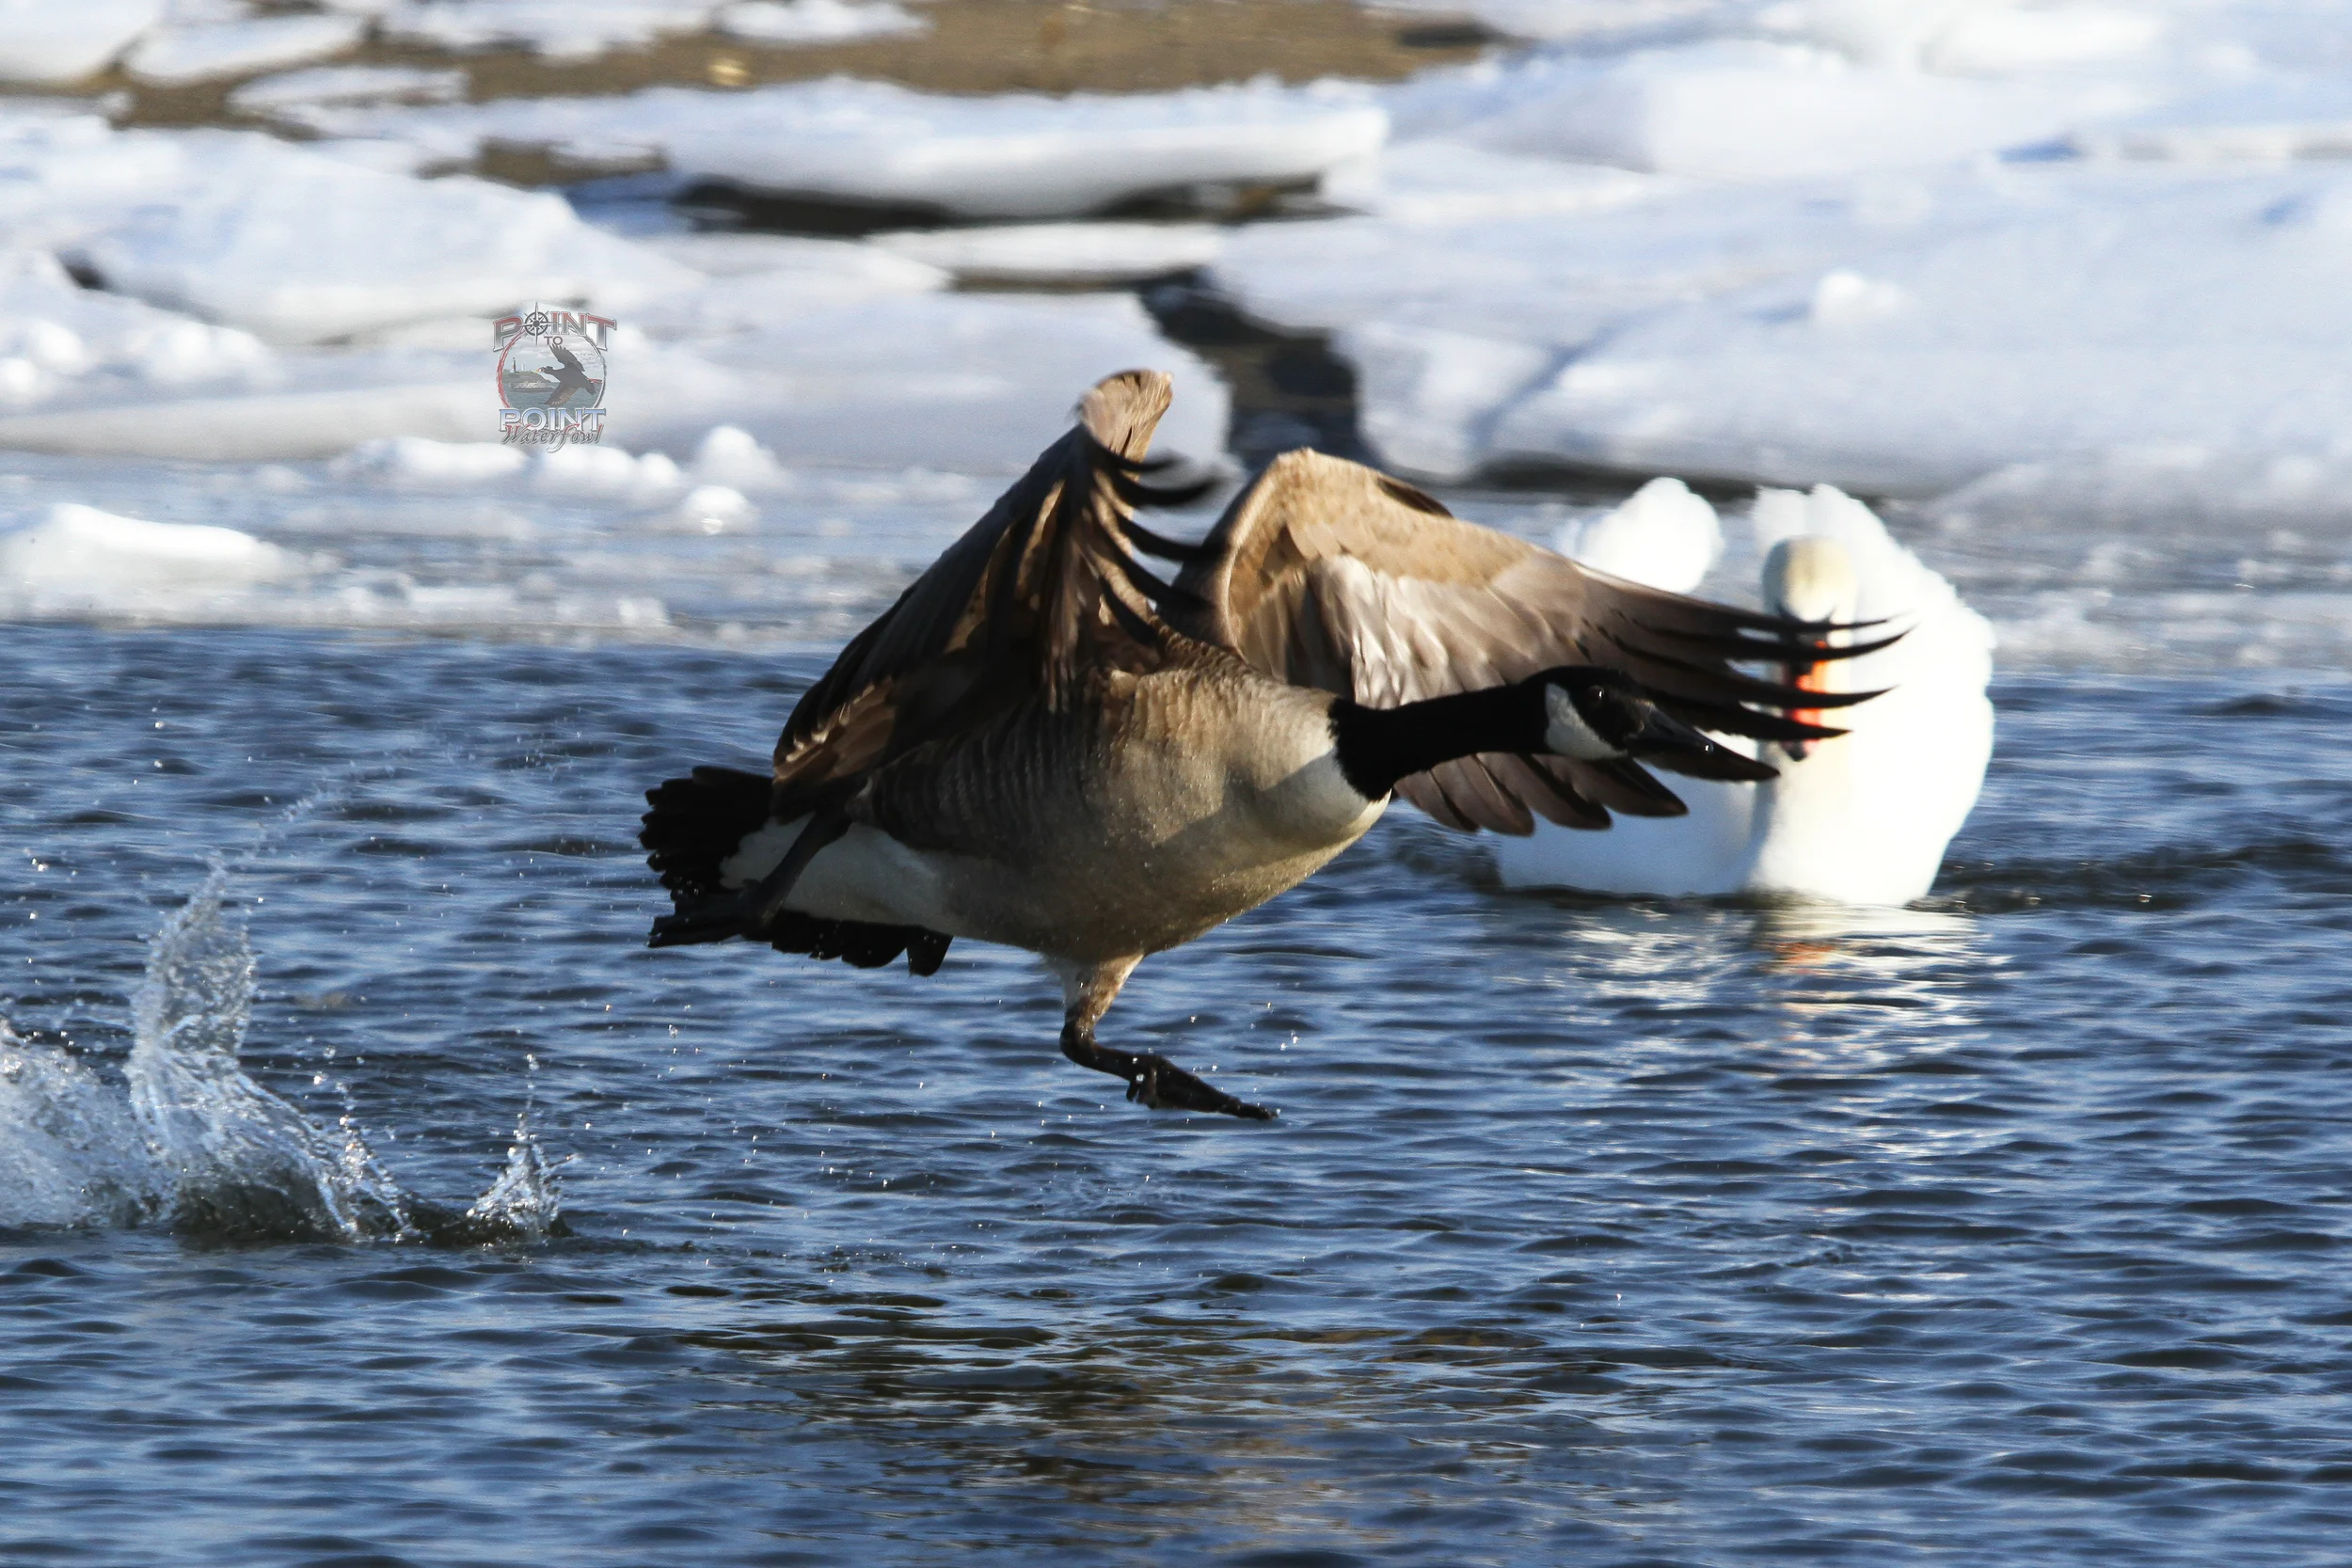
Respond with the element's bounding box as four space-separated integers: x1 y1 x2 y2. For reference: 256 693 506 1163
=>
542 339 600 408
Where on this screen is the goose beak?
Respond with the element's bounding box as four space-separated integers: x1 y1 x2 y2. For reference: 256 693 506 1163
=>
1627 704 1777 783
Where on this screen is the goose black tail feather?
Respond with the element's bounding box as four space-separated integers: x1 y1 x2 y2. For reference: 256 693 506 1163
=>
639 765 951 976
643 766 771 903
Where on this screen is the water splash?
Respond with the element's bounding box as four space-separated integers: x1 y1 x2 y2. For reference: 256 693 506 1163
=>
125 872 411 1241
0 873 561 1243
0 1022 160 1229
464 1114 564 1240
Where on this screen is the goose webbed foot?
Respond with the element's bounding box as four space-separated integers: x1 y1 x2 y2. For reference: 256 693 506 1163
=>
1125 1051 1277 1120
1059 1022 1276 1121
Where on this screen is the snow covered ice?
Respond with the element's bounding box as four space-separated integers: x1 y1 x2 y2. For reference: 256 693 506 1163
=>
0 0 2347 674
305 76 1390 219
379 0 725 60
0 0 163 83
0 103 1223 469
715 0 927 46
1212 0 2352 517
0 501 307 617
123 13 366 87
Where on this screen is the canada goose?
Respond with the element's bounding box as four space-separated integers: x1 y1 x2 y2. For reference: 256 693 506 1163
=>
641 372 1876 1119
1498 482 1992 904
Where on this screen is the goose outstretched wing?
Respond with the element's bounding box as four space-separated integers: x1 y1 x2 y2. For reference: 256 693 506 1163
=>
1168 449 1879 833
766 370 1197 816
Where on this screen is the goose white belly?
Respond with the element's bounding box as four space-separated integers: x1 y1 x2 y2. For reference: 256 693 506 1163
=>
720 819 959 931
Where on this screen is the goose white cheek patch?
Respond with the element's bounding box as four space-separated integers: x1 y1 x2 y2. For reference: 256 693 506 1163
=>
1544 686 1623 760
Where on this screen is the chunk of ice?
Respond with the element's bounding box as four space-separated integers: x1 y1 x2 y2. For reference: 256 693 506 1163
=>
228 64 469 119
334 435 532 487
313 77 1389 220
70 134 695 342
0 0 164 83
875 223 1224 286
0 502 306 611
382 0 720 60
716 0 926 45
124 14 365 86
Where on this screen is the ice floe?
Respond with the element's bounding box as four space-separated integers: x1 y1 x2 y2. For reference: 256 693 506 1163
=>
1482 165 2352 497
228 64 470 122
875 222 1224 285
0 0 2346 680
715 0 926 45
67 138 694 343
0 102 1217 469
0 0 163 83
1206 1 2352 504
381 0 719 60
1385 37 2134 180
608 289 1229 469
332 435 532 487
123 12 365 85
0 109 691 343
306 77 1390 218
0 501 307 616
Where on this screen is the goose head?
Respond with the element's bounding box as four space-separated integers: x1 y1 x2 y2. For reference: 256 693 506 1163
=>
1761 535 1860 760
1538 667 1773 782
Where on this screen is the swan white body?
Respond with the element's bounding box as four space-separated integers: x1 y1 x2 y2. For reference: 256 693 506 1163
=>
1496 481 1994 906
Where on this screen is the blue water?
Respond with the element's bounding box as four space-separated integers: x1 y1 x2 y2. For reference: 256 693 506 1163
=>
4 626 2350 1566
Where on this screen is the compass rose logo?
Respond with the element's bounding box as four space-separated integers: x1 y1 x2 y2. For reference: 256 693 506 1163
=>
494 301 614 447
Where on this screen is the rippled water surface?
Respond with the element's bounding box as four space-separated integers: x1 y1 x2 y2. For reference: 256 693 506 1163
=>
5 626 2351 1567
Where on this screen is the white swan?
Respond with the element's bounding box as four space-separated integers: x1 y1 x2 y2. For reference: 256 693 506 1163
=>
1494 479 1994 906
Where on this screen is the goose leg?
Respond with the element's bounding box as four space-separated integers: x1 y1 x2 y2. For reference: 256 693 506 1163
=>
1054 958 1276 1122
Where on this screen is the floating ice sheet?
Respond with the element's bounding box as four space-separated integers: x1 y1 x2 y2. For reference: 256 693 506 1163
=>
1216 11 2352 495
381 0 720 59
1486 165 2352 496
874 222 1225 286
0 501 310 616
1202 2 2352 494
715 0 925 45
70 138 694 343
1387 37 2131 180
313 77 1391 219
228 64 470 121
0 0 163 83
123 13 365 86
0 110 692 343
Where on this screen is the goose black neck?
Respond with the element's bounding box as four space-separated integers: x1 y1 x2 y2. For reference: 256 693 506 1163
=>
1329 683 1547 800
